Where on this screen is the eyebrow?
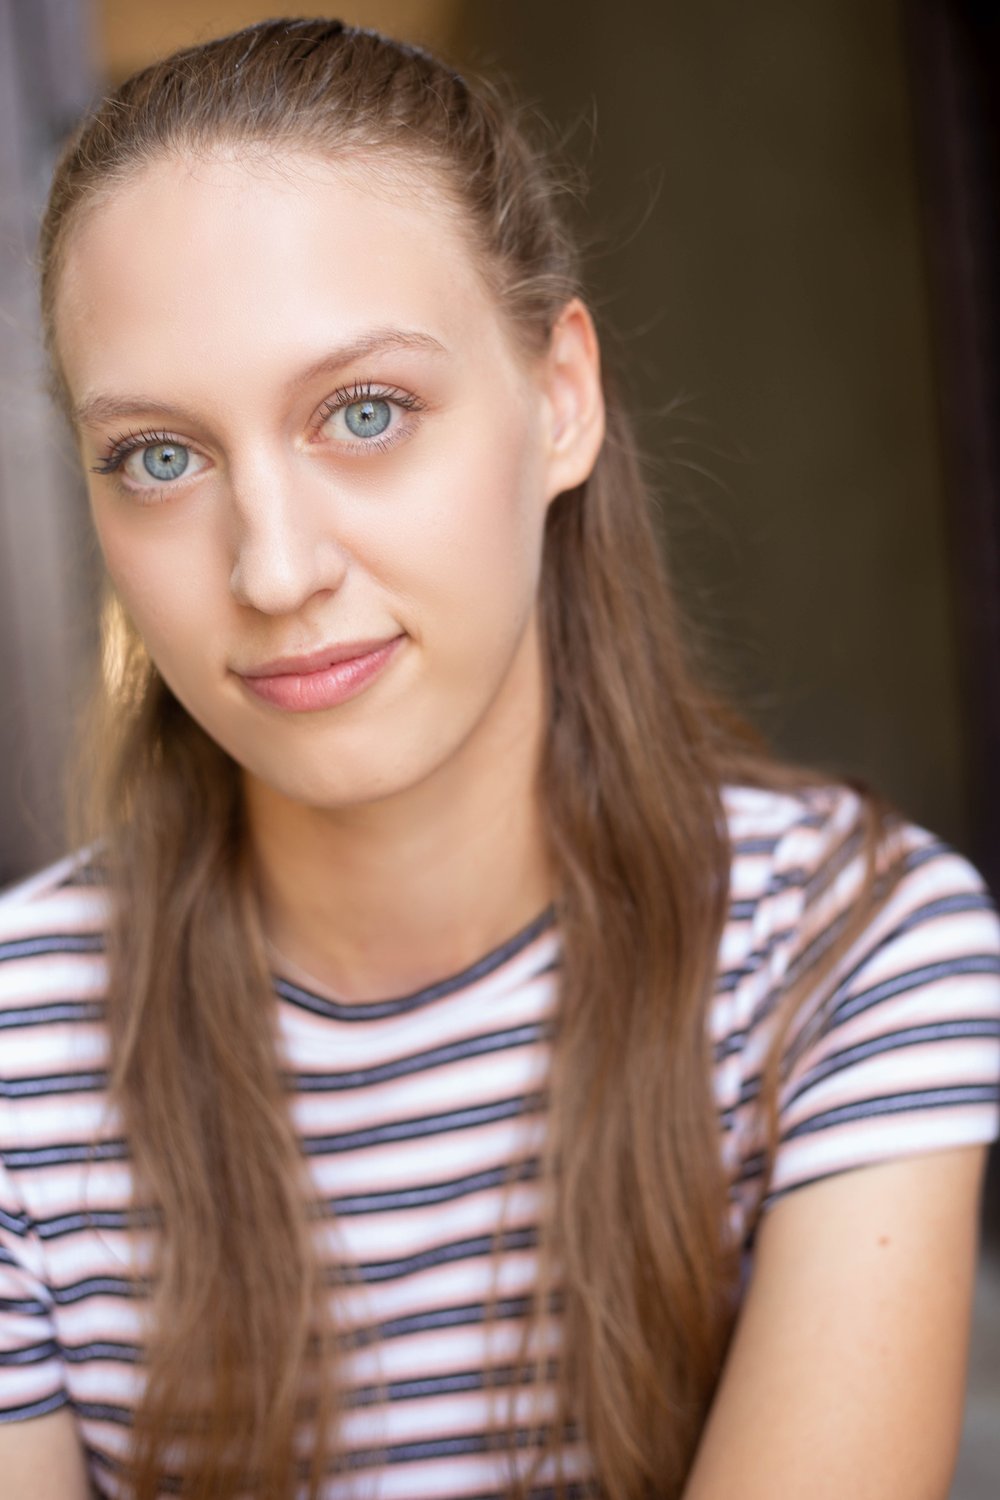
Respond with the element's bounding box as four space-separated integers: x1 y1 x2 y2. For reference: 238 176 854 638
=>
71 328 449 430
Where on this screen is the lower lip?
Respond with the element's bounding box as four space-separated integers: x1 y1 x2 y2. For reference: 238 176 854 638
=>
238 635 405 712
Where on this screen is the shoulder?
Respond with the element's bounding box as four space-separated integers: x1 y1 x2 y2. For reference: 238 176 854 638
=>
721 779 997 950
718 781 867 986
720 780 867 924
0 843 110 935
719 781 1000 1230
720 779 1000 1068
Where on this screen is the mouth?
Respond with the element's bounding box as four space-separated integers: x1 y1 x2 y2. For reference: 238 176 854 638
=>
236 633 406 713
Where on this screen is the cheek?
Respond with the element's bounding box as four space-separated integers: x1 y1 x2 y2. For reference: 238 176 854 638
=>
90 503 223 659
390 412 547 610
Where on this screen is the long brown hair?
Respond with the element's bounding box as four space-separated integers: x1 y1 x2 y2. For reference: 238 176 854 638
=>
40 19 904 1499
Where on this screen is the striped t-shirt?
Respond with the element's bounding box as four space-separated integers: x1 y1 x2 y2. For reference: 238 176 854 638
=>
1 781 999 1498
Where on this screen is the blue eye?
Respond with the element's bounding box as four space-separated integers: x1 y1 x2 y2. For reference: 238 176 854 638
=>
343 399 392 439
313 384 425 454
142 442 189 481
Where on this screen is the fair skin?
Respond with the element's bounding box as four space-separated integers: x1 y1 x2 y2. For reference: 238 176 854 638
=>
2 149 987 1497
58 150 605 1000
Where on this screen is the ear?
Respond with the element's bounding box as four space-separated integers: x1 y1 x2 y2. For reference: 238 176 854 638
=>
539 297 606 505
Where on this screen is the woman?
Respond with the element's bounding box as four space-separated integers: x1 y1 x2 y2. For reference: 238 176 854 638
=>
1 17 997 1500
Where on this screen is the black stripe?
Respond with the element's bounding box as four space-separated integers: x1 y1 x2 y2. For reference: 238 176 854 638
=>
738 1148 789 1181
772 827 882 988
0 1389 69 1421
289 1022 550 1093
49 1238 540 1309
332 1421 578 1473
75 1400 132 1425
0 1070 107 1100
712 922 801 1041
715 889 998 1069
345 1358 558 1408
301 1093 544 1157
749 1097 999 1219
736 1081 1000 1181
87 1438 588 1498
62 1339 142 1364
779 1017 1000 1112
0 1296 47 1315
727 900 762 923
348 1294 538 1348
325 1158 540 1217
829 954 1000 1030
0 1205 29 1237
3 1139 127 1171
35 1206 157 1242
805 887 997 1030
461 1489 591 1500
799 821 870 907
729 836 782 855
892 890 997 927
0 934 104 963
28 1163 539 1241
339 1226 538 1286
727 861 815 926
732 1013 1000 1114
900 841 962 876
737 1083 1000 1181
0 1001 104 1032
51 1275 148 1306
781 1083 999 1140
0 1340 59 1367
785 843 961 999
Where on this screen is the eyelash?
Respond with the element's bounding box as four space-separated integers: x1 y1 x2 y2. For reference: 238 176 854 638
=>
89 381 427 485
315 381 425 451
90 427 177 477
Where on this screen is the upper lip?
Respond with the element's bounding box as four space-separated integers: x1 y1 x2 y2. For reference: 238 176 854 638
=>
238 635 402 678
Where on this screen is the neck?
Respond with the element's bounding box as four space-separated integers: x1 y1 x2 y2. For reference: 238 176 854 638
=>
243 629 555 1004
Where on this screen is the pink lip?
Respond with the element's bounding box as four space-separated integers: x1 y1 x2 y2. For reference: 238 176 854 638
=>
237 634 405 712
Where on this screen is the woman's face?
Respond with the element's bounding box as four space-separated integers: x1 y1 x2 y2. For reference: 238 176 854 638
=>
54 152 602 810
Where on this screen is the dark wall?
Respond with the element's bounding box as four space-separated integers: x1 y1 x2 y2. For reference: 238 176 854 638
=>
458 0 970 852
0 0 99 885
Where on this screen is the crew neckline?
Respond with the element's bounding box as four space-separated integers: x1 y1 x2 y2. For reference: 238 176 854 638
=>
270 902 559 1023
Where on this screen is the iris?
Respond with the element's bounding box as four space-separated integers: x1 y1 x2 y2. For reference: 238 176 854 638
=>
143 443 189 481
344 399 391 439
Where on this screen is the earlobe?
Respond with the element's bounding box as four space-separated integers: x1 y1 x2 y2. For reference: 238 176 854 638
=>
542 298 606 503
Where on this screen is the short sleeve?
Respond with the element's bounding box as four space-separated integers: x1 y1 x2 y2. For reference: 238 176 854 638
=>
0 1138 69 1422
750 789 1000 1218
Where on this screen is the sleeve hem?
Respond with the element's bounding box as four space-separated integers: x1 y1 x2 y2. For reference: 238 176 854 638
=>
0 1386 71 1422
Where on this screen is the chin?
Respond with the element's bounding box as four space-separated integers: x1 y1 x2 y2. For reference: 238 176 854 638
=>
238 741 442 814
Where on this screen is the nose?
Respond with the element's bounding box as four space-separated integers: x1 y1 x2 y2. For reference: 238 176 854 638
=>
227 452 349 615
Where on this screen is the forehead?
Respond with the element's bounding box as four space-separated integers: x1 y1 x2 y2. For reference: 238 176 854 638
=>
54 149 506 407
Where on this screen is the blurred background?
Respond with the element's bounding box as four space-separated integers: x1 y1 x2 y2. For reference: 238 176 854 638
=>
1 1 998 1491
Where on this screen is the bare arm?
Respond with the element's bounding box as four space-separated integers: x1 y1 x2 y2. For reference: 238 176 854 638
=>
0 1408 92 1499
683 1143 987 1500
